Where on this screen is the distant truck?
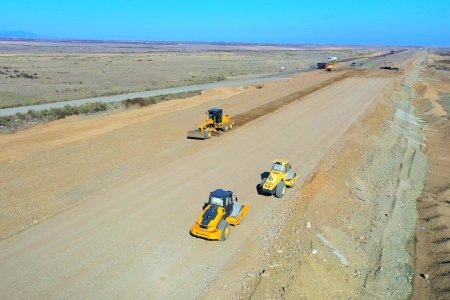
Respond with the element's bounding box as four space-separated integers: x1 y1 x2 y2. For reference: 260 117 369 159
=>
327 57 338 63
317 62 327 69
317 57 338 70
380 61 399 70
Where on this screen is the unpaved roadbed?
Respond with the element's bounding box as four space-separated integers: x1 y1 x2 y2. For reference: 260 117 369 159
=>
0 51 424 299
203 52 427 299
0 75 395 298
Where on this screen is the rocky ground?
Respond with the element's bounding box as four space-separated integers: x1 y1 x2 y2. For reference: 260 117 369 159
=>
202 53 429 299
413 51 450 300
0 49 436 299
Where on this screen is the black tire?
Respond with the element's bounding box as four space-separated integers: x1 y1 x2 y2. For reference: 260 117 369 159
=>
218 220 230 241
275 181 286 198
257 178 266 194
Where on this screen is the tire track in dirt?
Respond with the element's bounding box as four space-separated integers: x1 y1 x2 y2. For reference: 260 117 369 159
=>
233 70 364 127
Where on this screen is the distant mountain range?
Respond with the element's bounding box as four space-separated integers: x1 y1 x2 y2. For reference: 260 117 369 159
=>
0 30 41 39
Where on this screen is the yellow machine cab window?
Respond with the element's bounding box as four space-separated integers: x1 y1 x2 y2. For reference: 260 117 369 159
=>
272 162 285 173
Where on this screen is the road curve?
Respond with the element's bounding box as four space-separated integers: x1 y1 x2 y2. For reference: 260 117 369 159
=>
0 75 393 299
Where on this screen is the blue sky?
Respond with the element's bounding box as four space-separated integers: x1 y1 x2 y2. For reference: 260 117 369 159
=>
1 0 448 46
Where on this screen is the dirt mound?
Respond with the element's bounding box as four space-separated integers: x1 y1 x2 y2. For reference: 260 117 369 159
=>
413 58 450 299
233 70 358 127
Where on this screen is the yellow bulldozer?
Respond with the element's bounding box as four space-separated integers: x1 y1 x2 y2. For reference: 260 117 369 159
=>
187 108 234 139
326 63 336 71
326 56 337 71
258 159 298 198
190 189 249 241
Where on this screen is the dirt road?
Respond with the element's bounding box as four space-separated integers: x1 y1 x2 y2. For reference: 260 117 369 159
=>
0 72 394 298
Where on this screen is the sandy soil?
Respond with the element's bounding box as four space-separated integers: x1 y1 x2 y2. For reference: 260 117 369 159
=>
0 68 399 298
0 69 348 239
0 49 424 299
204 79 400 299
204 51 427 300
413 52 450 300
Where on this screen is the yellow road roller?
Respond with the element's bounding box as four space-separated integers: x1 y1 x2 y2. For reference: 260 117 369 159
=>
258 159 298 198
190 189 249 241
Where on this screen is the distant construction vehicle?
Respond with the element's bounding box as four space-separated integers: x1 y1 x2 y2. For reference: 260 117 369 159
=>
190 189 249 241
317 62 327 69
326 63 336 71
317 57 337 71
327 57 338 63
380 61 400 70
258 159 298 198
187 108 234 139
326 56 338 71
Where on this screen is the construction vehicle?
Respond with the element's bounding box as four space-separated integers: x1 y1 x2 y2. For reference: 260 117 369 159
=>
317 62 327 69
190 189 249 241
326 63 336 71
258 159 298 198
380 61 400 70
187 108 234 139
327 56 338 63
325 57 337 71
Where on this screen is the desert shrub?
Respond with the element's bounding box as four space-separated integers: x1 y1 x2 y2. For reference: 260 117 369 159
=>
215 75 226 81
2 91 197 133
0 102 110 133
0 115 12 126
62 105 76 115
124 97 147 107
76 102 108 114
15 112 26 120
48 107 66 120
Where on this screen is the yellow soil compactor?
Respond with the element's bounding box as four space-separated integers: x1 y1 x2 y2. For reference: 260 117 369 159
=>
187 108 234 139
190 189 249 241
258 159 298 198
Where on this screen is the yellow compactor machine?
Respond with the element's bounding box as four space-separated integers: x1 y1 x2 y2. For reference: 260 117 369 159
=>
187 108 234 139
258 159 298 198
190 189 249 241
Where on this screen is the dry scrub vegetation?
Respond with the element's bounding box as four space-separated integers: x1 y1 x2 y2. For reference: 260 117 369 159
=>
0 90 200 132
0 41 379 108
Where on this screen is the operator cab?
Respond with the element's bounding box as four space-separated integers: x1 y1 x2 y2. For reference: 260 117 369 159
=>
207 108 223 124
271 160 291 174
208 189 237 213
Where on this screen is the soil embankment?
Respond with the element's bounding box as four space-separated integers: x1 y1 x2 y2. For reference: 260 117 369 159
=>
203 52 428 299
413 52 450 300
